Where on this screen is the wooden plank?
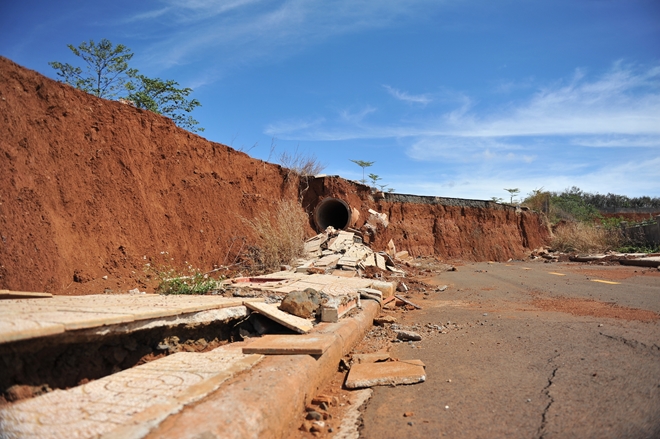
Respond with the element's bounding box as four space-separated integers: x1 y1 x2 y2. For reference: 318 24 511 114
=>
242 334 335 355
0 290 52 300
244 302 313 334
394 294 422 309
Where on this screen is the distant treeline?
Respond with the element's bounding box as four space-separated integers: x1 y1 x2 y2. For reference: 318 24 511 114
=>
524 186 660 223
552 187 660 210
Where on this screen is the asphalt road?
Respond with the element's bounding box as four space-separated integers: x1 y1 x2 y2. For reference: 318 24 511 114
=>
359 261 660 439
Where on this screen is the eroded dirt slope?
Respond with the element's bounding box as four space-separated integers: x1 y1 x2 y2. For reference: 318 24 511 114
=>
0 57 550 295
0 57 303 294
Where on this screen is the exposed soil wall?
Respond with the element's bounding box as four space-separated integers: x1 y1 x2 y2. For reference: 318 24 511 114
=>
302 177 550 261
0 57 550 295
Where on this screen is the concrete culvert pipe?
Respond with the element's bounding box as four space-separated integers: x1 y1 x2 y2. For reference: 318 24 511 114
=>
314 197 352 231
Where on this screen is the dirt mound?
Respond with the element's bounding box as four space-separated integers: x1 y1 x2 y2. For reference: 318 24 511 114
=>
0 57 550 295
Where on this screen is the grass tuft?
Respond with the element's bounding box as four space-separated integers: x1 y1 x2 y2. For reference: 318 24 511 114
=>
243 200 309 272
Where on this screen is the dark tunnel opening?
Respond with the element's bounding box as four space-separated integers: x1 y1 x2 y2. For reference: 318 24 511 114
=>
313 197 352 231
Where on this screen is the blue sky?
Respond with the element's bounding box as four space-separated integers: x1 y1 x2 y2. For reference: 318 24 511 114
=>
1 0 659 200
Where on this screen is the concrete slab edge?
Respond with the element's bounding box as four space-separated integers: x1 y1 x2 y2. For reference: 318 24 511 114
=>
143 301 381 439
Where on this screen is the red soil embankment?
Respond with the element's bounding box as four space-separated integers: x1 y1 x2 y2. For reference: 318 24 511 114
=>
0 56 303 294
303 177 550 261
0 57 550 295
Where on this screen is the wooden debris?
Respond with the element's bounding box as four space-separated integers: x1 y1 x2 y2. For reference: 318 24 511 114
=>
242 334 335 355
394 294 422 309
244 302 313 334
0 290 52 300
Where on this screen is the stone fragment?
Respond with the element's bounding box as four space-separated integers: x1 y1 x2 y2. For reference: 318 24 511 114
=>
307 411 322 421
279 288 322 318
397 282 409 292
396 330 422 341
310 421 326 432
373 315 397 326
312 394 337 406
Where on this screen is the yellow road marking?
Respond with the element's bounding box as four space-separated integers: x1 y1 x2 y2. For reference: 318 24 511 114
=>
548 272 565 276
591 279 620 285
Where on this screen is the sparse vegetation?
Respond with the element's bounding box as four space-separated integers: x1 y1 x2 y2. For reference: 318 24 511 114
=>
243 200 308 272
550 222 623 253
504 188 520 204
350 159 375 185
149 265 223 295
278 147 326 176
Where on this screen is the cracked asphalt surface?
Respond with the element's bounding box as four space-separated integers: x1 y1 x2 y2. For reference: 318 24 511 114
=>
359 261 660 438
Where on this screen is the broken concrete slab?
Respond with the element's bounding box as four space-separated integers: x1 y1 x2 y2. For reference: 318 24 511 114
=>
345 360 426 389
245 302 314 334
370 280 396 298
0 295 260 345
0 346 263 439
331 270 357 278
352 352 390 364
242 334 336 355
619 257 660 268
315 254 341 268
375 253 387 270
320 295 360 323
359 288 383 304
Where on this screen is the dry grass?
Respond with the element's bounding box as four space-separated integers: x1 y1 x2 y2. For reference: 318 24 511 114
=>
278 148 326 176
243 200 309 271
551 222 622 253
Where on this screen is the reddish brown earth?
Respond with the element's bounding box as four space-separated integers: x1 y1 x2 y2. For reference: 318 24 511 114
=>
0 57 550 295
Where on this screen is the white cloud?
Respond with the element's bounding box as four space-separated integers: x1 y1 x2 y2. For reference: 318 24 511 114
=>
383 85 432 104
394 155 660 201
124 0 440 72
570 135 660 148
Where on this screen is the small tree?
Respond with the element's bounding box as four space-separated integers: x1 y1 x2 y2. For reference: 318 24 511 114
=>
504 188 520 204
126 74 204 132
490 196 504 203
350 159 375 184
50 39 203 132
368 173 381 188
49 39 136 99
